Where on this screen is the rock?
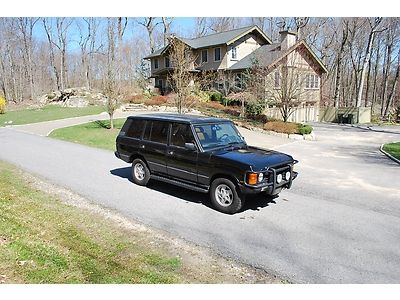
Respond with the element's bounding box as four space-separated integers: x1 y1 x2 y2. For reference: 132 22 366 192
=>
159 106 167 111
304 132 316 141
65 96 88 107
289 134 304 140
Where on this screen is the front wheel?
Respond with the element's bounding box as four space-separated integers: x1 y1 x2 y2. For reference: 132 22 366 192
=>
131 158 150 186
210 178 244 214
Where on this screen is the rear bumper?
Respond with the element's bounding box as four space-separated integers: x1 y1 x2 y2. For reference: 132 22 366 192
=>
114 151 131 163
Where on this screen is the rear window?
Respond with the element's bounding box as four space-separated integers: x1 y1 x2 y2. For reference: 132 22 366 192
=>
143 121 169 144
126 119 146 139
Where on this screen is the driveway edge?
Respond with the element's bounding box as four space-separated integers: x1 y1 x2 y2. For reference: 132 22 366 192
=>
380 144 400 165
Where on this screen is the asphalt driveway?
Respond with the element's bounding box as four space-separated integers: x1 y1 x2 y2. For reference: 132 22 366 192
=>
0 120 399 283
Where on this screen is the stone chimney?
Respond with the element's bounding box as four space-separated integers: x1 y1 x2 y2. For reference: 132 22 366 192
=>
279 30 297 51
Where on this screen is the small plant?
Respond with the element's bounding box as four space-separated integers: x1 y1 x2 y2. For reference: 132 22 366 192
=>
210 91 223 102
0 96 6 114
297 124 313 135
245 101 265 117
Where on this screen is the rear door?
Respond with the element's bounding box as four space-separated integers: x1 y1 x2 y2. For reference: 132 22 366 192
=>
166 122 198 183
140 120 169 175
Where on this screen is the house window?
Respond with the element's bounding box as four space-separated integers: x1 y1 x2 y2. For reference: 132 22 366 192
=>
157 79 163 88
201 50 208 63
214 47 221 61
154 58 159 69
165 57 170 68
305 74 320 89
231 47 237 60
274 71 281 88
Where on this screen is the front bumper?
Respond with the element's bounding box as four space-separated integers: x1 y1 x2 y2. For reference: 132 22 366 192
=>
238 161 298 196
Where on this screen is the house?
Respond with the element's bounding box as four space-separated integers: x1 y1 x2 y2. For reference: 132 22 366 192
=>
144 25 327 122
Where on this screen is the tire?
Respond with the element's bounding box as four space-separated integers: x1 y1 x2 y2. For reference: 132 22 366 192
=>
210 178 245 214
131 158 150 186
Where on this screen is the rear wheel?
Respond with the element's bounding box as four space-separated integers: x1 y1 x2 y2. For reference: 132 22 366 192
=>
131 158 150 186
210 178 244 214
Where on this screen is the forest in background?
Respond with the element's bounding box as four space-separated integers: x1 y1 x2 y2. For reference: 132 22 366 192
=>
0 17 399 119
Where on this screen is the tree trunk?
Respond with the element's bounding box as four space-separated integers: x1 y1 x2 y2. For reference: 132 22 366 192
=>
384 50 400 117
381 43 392 116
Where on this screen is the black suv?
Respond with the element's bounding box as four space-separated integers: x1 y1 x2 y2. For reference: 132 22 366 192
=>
115 114 298 214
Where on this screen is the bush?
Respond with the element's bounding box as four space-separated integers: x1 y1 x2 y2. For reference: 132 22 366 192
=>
223 108 241 117
127 95 146 104
204 101 225 110
223 97 241 107
247 113 269 123
0 96 5 114
210 91 223 102
146 95 168 106
297 124 313 135
264 121 298 135
245 101 265 117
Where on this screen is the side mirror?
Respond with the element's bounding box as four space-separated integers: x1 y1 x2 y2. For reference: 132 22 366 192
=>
185 142 197 151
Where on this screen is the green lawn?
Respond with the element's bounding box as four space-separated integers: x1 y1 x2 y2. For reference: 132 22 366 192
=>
383 142 400 160
49 119 126 151
0 160 184 283
0 105 105 127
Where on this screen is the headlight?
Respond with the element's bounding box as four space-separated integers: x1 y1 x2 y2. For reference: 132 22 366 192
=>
258 173 264 182
285 171 291 180
277 174 283 183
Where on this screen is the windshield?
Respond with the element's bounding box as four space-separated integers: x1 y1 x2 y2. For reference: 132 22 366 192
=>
193 122 245 151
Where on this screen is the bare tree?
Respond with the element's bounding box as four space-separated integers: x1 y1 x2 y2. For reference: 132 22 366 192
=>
17 17 39 100
161 17 174 46
138 17 161 53
356 17 383 107
333 19 349 107
167 37 197 113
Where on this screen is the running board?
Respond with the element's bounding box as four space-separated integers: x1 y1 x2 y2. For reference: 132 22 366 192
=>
150 175 209 193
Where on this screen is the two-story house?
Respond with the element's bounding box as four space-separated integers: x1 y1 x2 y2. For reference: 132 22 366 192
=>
144 25 327 122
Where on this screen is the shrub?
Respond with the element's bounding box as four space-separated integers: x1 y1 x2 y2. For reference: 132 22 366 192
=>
210 91 223 102
146 95 168 106
223 97 241 107
0 96 5 114
245 101 265 117
223 108 241 117
126 95 146 104
297 124 313 135
264 121 298 135
247 113 269 123
204 101 225 110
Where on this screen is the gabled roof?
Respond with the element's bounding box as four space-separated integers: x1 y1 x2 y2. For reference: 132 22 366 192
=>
228 40 328 74
144 25 271 59
180 25 271 49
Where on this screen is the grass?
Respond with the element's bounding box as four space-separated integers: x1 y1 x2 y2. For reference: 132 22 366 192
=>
49 119 126 151
383 142 400 160
0 160 185 283
0 105 105 127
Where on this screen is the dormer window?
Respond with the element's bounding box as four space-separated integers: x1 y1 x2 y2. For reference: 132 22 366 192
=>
274 71 281 88
165 57 170 68
154 58 159 69
231 47 237 60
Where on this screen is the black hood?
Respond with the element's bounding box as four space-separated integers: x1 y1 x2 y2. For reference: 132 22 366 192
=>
212 145 294 171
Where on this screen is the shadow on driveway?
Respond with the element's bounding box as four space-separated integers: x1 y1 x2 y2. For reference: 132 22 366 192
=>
110 167 278 213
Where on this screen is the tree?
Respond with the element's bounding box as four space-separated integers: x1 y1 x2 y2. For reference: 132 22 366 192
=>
138 17 161 54
161 17 174 46
167 37 197 114
250 52 310 122
356 17 383 108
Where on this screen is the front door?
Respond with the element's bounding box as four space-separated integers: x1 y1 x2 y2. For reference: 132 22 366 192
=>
166 123 198 183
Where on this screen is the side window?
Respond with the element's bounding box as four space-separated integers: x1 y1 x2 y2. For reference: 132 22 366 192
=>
126 119 146 139
171 123 195 148
143 121 169 144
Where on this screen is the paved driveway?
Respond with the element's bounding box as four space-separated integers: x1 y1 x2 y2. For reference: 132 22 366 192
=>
0 119 399 283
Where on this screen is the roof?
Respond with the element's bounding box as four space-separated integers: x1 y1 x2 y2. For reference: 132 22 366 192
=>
228 40 328 73
228 44 282 70
179 25 271 49
144 25 272 59
128 113 231 124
